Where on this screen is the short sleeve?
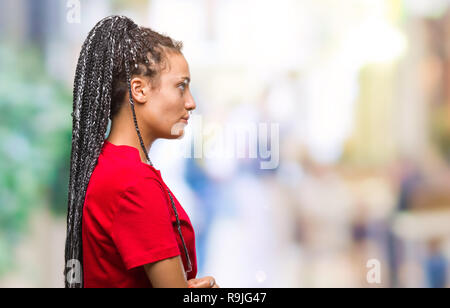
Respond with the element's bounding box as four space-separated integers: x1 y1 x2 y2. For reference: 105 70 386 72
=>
111 176 181 270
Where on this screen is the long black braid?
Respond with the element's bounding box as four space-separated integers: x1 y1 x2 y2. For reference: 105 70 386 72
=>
65 15 185 288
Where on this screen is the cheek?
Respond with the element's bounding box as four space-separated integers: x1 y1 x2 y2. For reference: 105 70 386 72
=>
149 94 184 133
164 93 185 119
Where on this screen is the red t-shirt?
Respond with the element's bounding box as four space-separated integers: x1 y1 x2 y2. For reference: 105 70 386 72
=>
82 140 197 287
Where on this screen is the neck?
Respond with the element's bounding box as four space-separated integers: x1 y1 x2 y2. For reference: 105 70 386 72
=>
106 116 156 164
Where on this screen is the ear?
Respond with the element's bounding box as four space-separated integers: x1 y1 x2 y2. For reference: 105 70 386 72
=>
130 77 151 104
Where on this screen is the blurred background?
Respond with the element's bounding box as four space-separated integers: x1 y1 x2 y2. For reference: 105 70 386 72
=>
1 0 450 287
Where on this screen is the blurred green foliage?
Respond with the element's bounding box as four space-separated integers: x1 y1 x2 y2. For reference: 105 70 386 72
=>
0 41 72 275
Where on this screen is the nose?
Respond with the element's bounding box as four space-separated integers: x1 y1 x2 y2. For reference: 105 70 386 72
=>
185 90 196 111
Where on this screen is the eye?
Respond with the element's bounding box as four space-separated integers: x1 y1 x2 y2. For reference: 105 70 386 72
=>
177 82 187 93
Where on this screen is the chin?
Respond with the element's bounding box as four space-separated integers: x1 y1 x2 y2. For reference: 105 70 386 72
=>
165 132 184 139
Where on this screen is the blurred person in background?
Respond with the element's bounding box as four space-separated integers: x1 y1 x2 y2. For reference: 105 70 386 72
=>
64 15 218 288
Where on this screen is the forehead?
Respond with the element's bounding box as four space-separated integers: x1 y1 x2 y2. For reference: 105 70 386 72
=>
161 52 190 81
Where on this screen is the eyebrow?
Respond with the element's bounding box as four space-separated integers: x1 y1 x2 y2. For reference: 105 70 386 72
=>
179 76 190 83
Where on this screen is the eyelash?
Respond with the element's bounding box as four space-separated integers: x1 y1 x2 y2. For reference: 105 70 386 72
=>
178 83 187 93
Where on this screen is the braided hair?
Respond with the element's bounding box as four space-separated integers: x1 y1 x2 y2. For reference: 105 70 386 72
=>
65 15 183 288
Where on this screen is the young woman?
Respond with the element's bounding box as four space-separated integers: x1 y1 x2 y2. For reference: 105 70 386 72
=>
64 15 218 288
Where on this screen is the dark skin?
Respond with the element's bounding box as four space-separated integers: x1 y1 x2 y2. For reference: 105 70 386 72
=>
107 51 219 288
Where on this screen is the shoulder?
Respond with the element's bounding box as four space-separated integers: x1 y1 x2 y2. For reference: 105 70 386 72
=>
119 162 164 198
121 167 165 198
94 152 163 198
113 166 172 221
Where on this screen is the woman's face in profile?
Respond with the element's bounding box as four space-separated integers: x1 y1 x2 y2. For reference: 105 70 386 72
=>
139 51 196 140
